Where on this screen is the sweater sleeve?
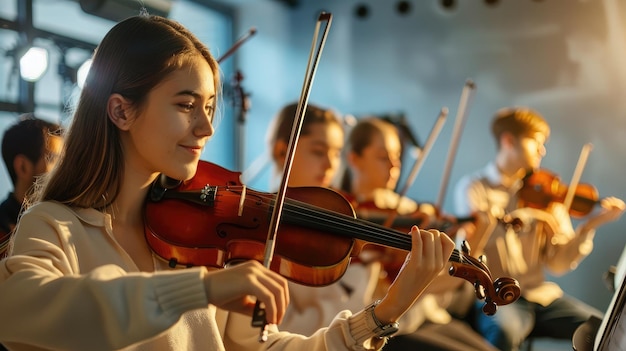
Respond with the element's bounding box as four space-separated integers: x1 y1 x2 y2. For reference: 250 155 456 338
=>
0 203 209 351
222 309 387 351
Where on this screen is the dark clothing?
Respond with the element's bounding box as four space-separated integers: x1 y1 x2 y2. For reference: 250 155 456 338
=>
468 296 601 351
0 193 18 351
0 192 21 234
0 192 21 258
385 320 499 351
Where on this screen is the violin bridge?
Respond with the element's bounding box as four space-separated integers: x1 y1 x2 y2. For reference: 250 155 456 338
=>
238 185 247 216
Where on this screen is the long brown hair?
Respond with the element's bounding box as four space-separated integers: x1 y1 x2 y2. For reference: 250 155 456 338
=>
29 15 220 209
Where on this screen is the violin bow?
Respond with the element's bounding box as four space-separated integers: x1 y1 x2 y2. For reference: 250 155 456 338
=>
383 107 448 228
435 79 476 210
251 12 333 342
217 28 258 172
217 27 257 64
563 142 593 212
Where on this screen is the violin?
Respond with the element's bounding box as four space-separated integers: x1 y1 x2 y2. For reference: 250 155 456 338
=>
344 193 522 288
144 160 521 315
351 199 471 233
337 192 428 285
518 168 600 218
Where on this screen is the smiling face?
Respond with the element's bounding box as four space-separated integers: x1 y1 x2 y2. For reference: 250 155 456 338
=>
119 57 216 182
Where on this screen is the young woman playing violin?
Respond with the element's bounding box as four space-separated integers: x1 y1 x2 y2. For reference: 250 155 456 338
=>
266 102 382 336
0 15 456 351
454 107 625 351
339 117 499 351
338 117 436 225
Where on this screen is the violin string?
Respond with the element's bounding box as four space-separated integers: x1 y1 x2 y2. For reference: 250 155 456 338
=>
171 185 460 263
162 185 501 302
218 187 468 264
276 196 410 247
164 186 500 299
164 185 481 267
274 197 468 263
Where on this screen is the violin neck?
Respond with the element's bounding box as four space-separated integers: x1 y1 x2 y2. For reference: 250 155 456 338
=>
283 198 409 247
280 199 464 263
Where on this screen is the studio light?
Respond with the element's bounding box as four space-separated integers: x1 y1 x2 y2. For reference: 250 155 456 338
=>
19 46 49 82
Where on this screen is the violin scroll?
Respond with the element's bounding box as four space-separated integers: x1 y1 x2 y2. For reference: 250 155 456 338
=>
492 277 522 311
448 241 521 315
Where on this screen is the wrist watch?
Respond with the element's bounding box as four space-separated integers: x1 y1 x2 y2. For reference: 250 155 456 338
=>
364 300 400 338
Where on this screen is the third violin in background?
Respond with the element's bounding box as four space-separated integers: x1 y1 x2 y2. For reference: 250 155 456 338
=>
518 168 600 218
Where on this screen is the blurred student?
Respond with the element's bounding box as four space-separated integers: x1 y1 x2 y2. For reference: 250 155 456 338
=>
0 114 62 258
340 117 498 351
267 102 383 335
268 102 344 189
454 107 625 350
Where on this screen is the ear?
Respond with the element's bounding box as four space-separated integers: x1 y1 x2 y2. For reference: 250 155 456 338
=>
107 93 133 131
13 154 34 182
272 140 288 166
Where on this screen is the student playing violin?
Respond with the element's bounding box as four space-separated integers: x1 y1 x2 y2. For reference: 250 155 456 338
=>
267 102 382 336
338 117 436 226
454 107 625 351
340 117 499 351
0 15 455 351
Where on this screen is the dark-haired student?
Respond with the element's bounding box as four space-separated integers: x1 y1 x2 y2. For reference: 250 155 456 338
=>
0 114 62 258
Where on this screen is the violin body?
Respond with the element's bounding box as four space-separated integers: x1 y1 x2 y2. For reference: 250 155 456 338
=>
145 160 521 314
344 192 474 289
341 195 418 282
519 169 599 218
145 161 357 286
